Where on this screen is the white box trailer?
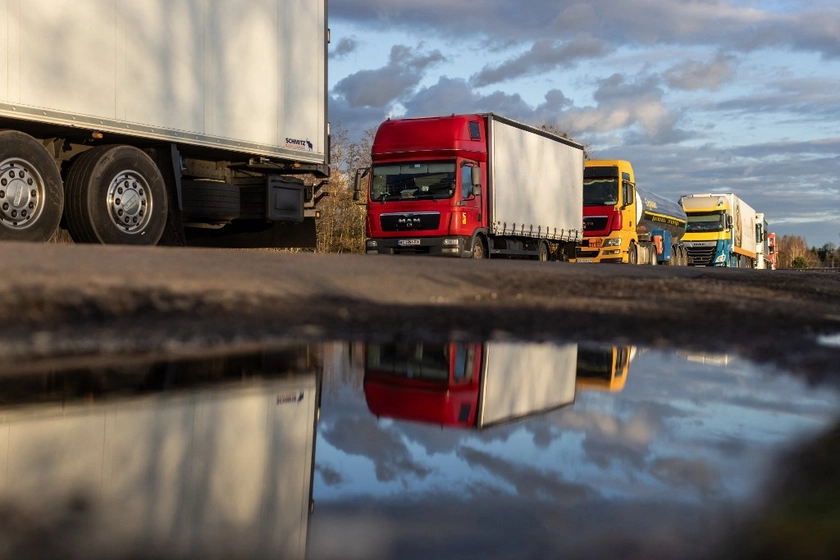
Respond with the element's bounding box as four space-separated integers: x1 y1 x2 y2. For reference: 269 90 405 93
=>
0 375 319 559
478 341 578 428
0 0 329 247
487 115 584 253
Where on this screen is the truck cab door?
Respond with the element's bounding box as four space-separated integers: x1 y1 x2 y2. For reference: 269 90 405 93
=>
622 178 635 230
457 163 482 232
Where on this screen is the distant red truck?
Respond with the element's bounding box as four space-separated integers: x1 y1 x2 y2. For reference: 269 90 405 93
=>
767 232 777 270
355 113 584 260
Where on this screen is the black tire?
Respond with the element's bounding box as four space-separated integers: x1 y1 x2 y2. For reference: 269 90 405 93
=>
0 130 64 242
471 236 487 259
537 241 549 262
65 145 168 245
663 245 674 266
181 180 240 223
628 242 638 265
649 246 658 266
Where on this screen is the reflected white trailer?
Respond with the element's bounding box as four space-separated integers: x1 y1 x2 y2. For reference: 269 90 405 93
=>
0 377 319 559
478 342 578 428
0 0 329 247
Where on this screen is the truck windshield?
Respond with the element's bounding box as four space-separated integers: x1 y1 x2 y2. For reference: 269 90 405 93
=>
371 162 457 201
686 211 725 233
576 348 615 381
365 343 450 381
582 177 619 206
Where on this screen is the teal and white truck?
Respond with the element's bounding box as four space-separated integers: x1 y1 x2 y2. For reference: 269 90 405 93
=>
679 193 763 268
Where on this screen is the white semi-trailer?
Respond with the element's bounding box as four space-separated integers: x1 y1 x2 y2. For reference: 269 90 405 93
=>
0 0 329 247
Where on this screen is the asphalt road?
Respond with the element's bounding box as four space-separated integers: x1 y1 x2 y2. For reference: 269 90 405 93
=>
2 241 840 381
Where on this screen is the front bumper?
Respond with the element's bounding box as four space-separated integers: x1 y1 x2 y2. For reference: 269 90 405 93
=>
365 236 469 257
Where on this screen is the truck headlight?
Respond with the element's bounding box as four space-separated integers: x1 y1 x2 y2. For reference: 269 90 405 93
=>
366 239 378 248
604 237 622 247
442 238 460 246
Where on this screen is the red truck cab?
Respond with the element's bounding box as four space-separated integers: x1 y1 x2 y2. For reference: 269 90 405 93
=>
767 232 777 270
363 342 483 428
361 115 488 257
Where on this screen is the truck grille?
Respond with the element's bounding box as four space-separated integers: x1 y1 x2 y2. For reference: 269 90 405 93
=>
576 248 600 258
583 216 608 232
686 246 715 266
380 212 440 232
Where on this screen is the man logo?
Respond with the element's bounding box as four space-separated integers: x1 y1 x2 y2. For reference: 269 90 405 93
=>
398 216 421 229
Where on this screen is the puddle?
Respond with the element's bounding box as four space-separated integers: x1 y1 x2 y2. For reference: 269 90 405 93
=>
0 341 838 559
817 332 840 348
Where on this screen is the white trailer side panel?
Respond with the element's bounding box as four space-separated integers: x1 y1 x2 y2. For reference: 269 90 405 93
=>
732 194 758 256
0 378 317 559
478 342 577 428
0 0 326 163
488 116 584 242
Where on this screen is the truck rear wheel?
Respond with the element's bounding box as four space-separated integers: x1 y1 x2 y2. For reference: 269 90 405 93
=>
65 145 168 245
0 130 64 242
537 240 549 262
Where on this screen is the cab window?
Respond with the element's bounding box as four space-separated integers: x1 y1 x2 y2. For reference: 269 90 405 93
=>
461 164 474 199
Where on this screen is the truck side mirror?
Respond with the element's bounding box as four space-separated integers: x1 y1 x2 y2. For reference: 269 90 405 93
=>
353 168 370 202
469 166 481 197
726 215 733 229
621 183 635 209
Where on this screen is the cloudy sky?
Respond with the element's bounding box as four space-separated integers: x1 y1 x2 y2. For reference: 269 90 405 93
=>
327 0 840 248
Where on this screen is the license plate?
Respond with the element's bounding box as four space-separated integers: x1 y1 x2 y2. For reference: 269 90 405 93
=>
576 258 593 263
397 239 420 247
589 239 603 248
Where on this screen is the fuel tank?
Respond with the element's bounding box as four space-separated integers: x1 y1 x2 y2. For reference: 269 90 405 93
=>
636 188 687 241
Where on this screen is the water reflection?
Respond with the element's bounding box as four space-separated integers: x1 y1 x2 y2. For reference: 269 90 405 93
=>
0 349 320 560
363 342 577 429
1 342 838 559
576 343 635 392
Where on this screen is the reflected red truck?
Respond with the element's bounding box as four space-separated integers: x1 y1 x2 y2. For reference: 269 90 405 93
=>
363 342 578 430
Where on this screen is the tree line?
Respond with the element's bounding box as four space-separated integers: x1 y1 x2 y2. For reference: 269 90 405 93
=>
777 235 840 269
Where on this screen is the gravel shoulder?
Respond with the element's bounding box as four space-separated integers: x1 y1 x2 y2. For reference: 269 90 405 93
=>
1 242 840 381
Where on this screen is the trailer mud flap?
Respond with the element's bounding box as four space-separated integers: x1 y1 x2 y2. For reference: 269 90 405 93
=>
267 176 305 223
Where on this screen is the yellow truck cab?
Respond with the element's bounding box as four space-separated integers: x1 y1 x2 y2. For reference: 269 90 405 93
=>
574 160 688 265
576 344 635 393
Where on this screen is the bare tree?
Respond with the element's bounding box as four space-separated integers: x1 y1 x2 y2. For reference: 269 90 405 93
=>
315 126 376 254
777 235 818 269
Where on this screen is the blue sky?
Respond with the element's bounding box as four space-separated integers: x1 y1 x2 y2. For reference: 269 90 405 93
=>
327 0 840 248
